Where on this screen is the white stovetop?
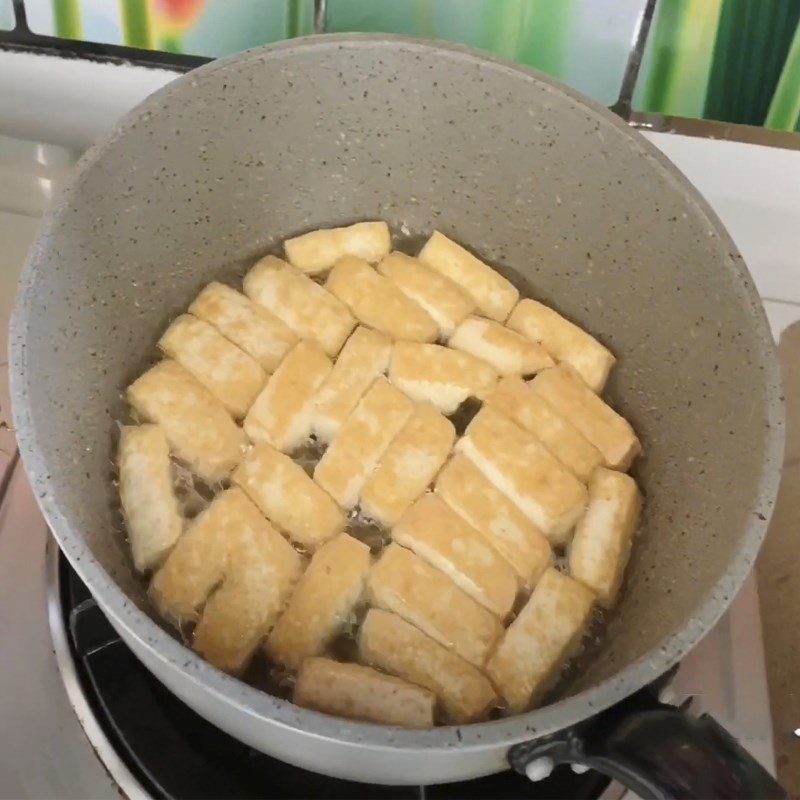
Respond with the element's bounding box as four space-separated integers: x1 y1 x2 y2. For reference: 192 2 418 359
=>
0 55 798 800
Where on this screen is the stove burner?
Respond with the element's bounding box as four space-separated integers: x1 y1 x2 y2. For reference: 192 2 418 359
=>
55 553 614 799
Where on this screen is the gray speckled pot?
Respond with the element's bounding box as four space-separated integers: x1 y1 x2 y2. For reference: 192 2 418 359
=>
10 36 783 784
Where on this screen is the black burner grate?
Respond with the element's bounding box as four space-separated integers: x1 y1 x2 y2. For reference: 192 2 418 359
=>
60 554 610 799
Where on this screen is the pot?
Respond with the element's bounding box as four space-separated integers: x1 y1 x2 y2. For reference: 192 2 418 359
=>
10 35 785 797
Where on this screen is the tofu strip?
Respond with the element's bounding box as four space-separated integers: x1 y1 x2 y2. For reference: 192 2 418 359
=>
312 326 391 443
485 377 602 482
486 568 595 713
359 609 497 724
448 317 554 377
189 282 297 372
360 403 455 526
244 340 332 452
418 231 519 321
377 251 475 337
326 256 438 342
392 494 518 618
507 299 615 392
150 488 303 674
314 377 412 509
266 533 371 669
233 443 345 551
118 424 183 573
158 314 267 419
285 221 391 275
294 657 435 728
243 255 355 356
457 407 588 545
368 544 502 667
528 364 641 470
569 469 641 607
389 342 498 414
127 360 248 484
435 454 552 588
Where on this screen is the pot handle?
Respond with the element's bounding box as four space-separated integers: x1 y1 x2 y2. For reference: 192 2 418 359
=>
507 676 787 799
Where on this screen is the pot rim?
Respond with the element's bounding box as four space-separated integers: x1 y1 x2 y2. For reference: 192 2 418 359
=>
9 33 785 754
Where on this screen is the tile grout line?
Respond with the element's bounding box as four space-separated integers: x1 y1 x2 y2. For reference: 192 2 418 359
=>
761 297 800 308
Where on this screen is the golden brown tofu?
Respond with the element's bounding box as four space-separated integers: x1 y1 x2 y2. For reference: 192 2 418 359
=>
189 281 297 372
359 609 497 724
294 657 435 728
377 251 475 337
392 494 518 618
325 256 438 342
243 255 355 356
127 360 248 484
485 376 603 482
314 377 413 509
528 364 641 470
569 469 641 607
507 299 615 392
368 544 502 667
284 221 391 275
448 317 554 377
457 407 588 545
233 442 345 550
312 327 392 443
150 488 303 674
418 231 518 321
266 533 371 669
158 314 267 419
485 567 595 713
435 454 551 588
388 341 498 414
243 340 332 452
118 424 183 573
360 403 455 526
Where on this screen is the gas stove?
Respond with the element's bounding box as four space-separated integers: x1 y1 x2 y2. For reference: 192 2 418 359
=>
1 56 798 799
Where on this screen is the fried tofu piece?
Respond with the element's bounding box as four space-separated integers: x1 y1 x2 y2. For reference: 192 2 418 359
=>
359 609 497 724
233 442 345 550
418 231 518 322
486 568 594 714
243 340 332 452
285 221 391 275
189 282 297 372
118 424 183 573
368 544 502 667
314 377 413 509
485 377 602 482
325 256 438 343
569 469 641 607
243 255 355 356
127 360 248 484
457 407 587 545
392 494 518 618
266 533 371 669
377 251 475 337
388 342 498 414
528 364 640 470
294 657 435 728
360 404 455 526
158 314 267 420
448 317 554 377
150 488 303 674
435 455 551 588
507 299 615 392
312 327 391 443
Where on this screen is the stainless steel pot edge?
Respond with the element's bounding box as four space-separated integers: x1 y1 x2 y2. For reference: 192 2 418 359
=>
8 34 785 755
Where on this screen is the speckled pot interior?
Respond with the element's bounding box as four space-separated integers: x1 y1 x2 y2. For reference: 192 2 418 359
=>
10 36 783 759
